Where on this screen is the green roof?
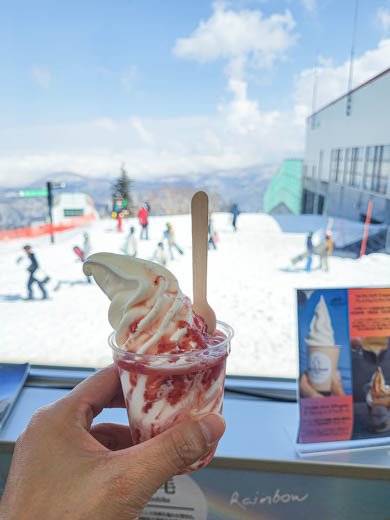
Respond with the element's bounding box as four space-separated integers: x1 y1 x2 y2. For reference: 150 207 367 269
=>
263 159 303 214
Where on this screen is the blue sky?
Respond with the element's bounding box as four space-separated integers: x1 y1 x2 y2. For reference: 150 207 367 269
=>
1 0 390 184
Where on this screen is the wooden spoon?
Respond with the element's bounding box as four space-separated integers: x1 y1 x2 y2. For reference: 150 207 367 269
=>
191 191 217 334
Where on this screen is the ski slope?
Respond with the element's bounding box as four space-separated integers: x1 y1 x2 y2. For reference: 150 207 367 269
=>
1 213 390 378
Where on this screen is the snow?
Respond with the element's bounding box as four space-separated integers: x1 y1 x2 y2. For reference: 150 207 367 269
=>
1 213 390 378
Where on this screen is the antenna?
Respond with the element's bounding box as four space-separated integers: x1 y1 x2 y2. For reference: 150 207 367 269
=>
311 50 319 115
346 0 359 115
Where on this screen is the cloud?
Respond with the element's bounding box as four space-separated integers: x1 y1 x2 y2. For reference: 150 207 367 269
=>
294 38 390 117
92 117 117 132
376 6 390 32
130 116 154 145
173 2 296 68
1 16 389 187
32 66 52 88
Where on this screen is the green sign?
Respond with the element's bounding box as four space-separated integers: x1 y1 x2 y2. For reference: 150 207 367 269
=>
19 189 48 198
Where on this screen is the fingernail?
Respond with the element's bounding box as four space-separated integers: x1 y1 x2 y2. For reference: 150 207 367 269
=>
198 413 226 446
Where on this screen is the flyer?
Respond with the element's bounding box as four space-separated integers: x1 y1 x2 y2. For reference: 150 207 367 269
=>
296 288 390 451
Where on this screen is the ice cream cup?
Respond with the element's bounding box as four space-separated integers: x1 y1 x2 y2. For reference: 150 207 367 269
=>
109 320 233 472
307 344 340 394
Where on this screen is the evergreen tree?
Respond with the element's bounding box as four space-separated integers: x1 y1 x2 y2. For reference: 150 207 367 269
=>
112 164 134 216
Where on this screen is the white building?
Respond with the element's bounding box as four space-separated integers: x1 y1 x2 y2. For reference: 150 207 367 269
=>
52 192 98 223
302 67 390 224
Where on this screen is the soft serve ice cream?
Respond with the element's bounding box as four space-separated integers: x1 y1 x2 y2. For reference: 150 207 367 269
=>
306 295 339 394
306 295 335 347
83 252 232 471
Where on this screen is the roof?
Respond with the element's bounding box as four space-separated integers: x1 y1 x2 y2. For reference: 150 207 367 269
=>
308 66 390 119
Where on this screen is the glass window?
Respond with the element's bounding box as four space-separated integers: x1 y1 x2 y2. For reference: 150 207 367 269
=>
1 2 390 384
330 149 344 183
364 145 388 194
346 147 363 188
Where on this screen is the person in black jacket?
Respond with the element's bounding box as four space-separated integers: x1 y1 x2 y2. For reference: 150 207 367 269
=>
23 245 48 300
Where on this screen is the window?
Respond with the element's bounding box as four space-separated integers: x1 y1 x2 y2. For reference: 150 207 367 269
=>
64 209 84 217
330 149 344 183
364 145 388 194
1 2 390 385
318 150 324 180
345 147 363 188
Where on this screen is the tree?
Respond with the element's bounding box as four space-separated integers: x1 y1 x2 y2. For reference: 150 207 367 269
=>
112 164 134 216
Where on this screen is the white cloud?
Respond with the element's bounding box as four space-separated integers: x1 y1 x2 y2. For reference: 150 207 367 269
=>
92 117 117 132
376 6 390 32
173 2 296 68
130 116 154 145
32 66 52 88
1 17 389 187
294 38 390 117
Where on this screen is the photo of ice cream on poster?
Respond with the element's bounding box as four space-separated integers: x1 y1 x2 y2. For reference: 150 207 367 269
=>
298 290 352 399
297 289 353 444
351 336 390 437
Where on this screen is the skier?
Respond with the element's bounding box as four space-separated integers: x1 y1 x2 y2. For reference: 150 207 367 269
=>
121 226 137 257
163 223 184 260
137 204 149 240
152 241 168 266
83 232 91 259
208 217 217 250
230 203 240 232
22 245 49 300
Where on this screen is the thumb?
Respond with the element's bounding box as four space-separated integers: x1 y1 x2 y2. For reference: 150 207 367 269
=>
122 413 225 498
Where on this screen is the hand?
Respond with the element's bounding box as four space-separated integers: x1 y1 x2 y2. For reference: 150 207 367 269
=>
0 365 225 520
300 370 345 398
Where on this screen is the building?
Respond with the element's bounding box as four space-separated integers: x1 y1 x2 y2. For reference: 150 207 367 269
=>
263 159 303 214
302 67 390 224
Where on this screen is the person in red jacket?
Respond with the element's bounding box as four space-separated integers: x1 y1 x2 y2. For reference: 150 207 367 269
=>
137 203 149 240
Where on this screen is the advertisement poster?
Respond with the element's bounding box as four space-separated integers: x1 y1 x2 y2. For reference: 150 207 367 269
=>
297 288 390 449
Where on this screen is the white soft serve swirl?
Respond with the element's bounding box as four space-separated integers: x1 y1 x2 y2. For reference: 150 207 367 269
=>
306 295 335 346
83 252 193 354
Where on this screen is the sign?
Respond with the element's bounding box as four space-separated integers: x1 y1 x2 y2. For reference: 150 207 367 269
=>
296 287 390 453
19 189 48 198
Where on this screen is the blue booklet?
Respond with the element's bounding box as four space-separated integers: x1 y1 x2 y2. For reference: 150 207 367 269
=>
0 363 29 429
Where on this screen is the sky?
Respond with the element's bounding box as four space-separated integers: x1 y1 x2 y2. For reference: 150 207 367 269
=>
1 0 390 186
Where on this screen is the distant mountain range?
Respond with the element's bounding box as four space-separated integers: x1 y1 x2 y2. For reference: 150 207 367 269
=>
0 166 275 229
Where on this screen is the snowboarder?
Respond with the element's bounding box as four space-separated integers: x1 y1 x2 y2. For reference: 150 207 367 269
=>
22 245 49 300
163 223 184 260
230 203 240 232
121 226 137 257
318 231 334 271
137 204 149 240
305 232 314 272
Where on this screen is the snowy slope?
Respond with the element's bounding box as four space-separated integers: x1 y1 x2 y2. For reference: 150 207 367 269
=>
1 213 389 378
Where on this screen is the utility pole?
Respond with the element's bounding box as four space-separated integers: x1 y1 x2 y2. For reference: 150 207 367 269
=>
46 181 54 244
346 0 359 116
46 181 66 244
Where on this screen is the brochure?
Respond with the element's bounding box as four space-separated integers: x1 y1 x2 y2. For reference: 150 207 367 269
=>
0 363 29 429
296 288 390 453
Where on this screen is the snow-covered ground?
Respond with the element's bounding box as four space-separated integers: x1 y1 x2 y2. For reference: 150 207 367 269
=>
1 213 390 378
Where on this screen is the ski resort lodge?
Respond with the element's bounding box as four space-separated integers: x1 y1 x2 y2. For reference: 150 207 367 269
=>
302 67 390 224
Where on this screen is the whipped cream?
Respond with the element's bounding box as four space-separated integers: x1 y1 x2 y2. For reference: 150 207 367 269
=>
83 253 196 354
306 295 335 346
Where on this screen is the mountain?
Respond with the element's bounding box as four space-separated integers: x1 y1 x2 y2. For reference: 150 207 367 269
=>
0 166 274 229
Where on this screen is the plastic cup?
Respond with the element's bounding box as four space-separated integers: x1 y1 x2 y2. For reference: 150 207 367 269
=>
109 320 233 472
